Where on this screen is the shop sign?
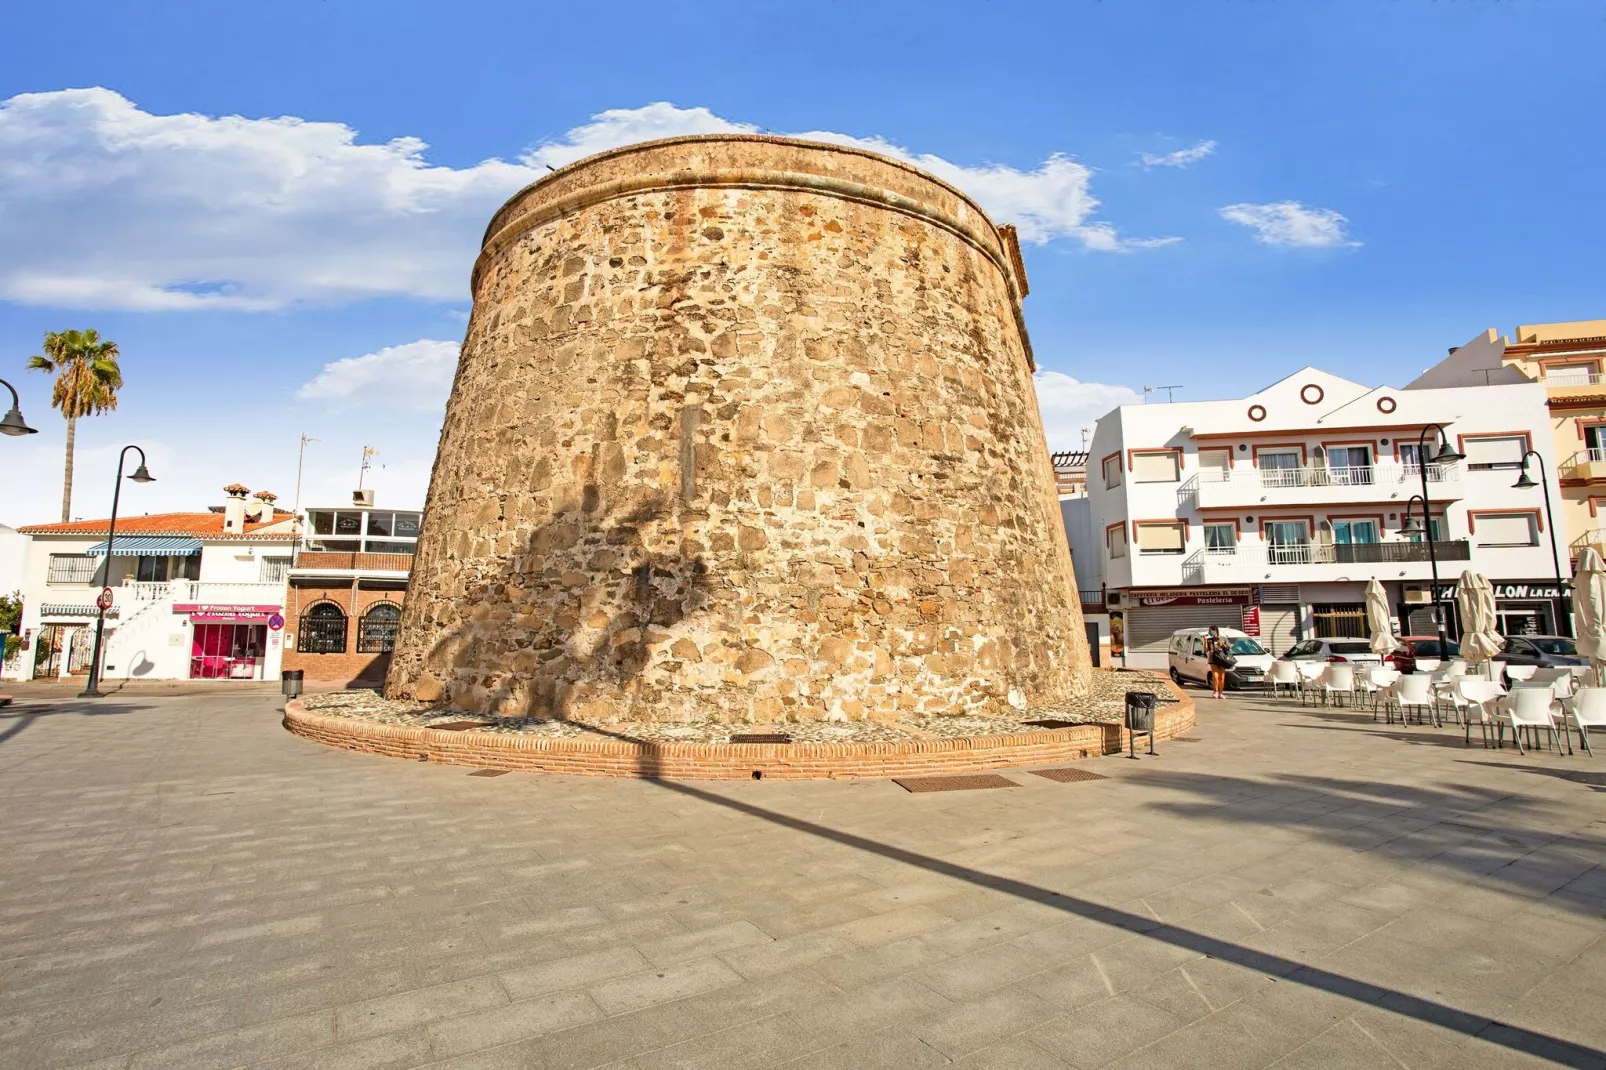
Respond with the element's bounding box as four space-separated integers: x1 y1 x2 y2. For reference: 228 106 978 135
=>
173 603 282 622
1429 582 1564 601
1133 587 1253 607
1241 605 1261 636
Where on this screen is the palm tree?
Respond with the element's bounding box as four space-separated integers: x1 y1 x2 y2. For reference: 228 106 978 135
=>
27 329 124 522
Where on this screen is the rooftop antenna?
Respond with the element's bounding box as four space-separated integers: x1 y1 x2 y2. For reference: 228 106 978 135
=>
292 433 319 516
357 445 379 491
1080 426 1091 449
1144 384 1184 404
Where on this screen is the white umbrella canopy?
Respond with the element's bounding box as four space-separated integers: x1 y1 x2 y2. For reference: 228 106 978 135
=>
1456 571 1503 667
1573 548 1606 682
1365 578 1396 657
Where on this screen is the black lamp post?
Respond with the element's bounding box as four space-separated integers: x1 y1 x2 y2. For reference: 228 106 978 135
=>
0 378 38 436
1405 424 1466 650
1513 450 1570 637
79 446 155 698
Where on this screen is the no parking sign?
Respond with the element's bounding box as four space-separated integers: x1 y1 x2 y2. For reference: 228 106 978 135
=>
267 613 285 631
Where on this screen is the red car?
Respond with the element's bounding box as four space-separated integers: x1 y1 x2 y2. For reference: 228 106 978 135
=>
1387 636 1461 674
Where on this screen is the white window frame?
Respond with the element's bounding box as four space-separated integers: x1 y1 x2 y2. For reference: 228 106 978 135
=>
1473 512 1539 548
1461 435 1528 470
1102 455 1122 490
1107 525 1127 559
1203 522 1236 551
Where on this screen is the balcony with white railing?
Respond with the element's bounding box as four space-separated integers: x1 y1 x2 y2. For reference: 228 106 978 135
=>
1560 448 1606 481
1178 539 1472 585
1571 528 1606 556
118 579 286 607
1178 462 1460 509
1541 369 1605 388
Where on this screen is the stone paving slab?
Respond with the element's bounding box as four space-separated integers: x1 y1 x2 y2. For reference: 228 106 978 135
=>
1 689 1604 1067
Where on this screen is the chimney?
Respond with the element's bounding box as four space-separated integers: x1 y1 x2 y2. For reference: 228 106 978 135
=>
222 483 250 534
249 490 279 523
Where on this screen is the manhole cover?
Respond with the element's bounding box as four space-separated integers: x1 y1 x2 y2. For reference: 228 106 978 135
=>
467 769 509 777
1025 719 1079 729
730 734 792 744
1029 767 1109 783
892 774 1020 793
428 721 490 732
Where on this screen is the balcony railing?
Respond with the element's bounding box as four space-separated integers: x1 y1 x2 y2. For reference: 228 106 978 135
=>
1195 462 1455 491
1571 529 1606 553
1543 370 1605 387
1561 448 1606 477
1184 539 1472 572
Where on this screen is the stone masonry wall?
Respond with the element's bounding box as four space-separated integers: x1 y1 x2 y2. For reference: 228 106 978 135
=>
385 135 1092 721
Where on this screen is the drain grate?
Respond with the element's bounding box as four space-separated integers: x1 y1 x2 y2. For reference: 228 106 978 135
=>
1029 766 1109 783
730 733 792 744
893 774 1021 793
467 768 509 777
1025 719 1080 729
428 721 490 732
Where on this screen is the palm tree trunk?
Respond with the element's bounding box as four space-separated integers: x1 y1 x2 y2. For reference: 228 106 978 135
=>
61 414 76 523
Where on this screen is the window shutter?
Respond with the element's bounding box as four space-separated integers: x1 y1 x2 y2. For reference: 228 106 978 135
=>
1137 523 1185 551
1475 514 1536 546
1461 436 1525 467
1131 452 1180 483
1198 449 1231 471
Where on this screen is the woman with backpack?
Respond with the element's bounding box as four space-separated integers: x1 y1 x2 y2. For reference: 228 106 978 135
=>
1206 626 1235 700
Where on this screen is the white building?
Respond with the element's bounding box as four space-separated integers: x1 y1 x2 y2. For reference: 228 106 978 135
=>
12 487 297 682
1062 367 1568 668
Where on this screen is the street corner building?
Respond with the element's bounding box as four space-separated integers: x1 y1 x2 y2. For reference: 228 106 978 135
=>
385 134 1092 721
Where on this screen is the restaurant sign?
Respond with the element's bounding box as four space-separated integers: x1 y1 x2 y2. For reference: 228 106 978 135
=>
173 603 282 623
1133 587 1253 607
1429 582 1564 601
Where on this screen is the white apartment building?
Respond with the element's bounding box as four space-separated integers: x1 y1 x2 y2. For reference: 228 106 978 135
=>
11 487 297 682
1062 367 1568 668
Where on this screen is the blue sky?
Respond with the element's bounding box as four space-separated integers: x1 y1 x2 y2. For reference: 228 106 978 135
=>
2 0 1602 525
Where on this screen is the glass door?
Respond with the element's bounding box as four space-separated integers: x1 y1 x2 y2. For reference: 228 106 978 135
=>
1327 446 1373 486
1266 520 1311 565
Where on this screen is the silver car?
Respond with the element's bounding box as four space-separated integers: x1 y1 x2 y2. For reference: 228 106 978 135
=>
1278 638 1384 667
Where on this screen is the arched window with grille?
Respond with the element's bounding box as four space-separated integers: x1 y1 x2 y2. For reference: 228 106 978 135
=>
298 602 348 654
358 602 402 653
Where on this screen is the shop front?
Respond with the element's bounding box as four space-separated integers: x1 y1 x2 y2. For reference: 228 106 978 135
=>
1409 580 1567 640
1122 587 1258 666
173 603 282 680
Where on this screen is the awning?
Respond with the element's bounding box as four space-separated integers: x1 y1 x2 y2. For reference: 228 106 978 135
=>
86 535 203 557
39 604 118 618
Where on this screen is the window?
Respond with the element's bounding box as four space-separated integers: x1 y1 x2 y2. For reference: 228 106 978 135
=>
360 511 422 554
306 510 363 551
1287 640 1323 658
1258 450 1303 486
1203 523 1236 551
1265 520 1311 565
1106 525 1127 559
1131 451 1181 483
1135 522 1186 555
1398 442 1422 471
1330 519 1379 545
1325 446 1373 485
1545 363 1597 386
297 603 348 654
135 555 168 583
357 603 402 653
1404 515 1446 542
1198 449 1231 479
47 554 98 584
1102 455 1123 489
1474 512 1539 547
259 556 292 583
1313 603 1368 639
1461 435 1527 470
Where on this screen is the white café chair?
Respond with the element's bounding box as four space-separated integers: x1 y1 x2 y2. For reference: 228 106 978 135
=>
1457 678 1506 747
1389 674 1435 726
1267 660 1302 701
1431 668 1471 726
1526 667 1576 700
1499 686 1565 755
1322 663 1356 707
1563 687 1606 757
1504 663 1538 682
1360 667 1400 718
1295 661 1326 705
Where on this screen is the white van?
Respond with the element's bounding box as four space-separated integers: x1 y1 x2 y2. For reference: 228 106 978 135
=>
1167 627 1276 690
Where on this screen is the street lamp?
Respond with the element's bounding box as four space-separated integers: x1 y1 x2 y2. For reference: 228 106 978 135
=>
1513 450 1570 637
1401 493 1451 648
1407 424 1465 652
79 446 155 698
0 378 37 436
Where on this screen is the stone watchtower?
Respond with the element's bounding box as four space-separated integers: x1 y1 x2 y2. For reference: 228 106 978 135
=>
385 135 1092 721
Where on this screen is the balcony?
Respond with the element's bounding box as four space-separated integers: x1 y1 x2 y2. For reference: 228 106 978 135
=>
1571 529 1606 558
1179 539 1472 585
1179 463 1459 509
292 550 414 574
1561 449 1606 482
1542 369 1605 388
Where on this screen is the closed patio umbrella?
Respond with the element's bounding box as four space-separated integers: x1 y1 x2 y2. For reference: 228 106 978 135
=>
1456 571 1503 673
1366 577 1396 658
1573 548 1606 684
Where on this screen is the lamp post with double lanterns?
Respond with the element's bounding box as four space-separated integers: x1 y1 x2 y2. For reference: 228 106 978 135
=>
1513 449 1570 637
1400 424 1466 651
79 445 155 698
0 378 38 437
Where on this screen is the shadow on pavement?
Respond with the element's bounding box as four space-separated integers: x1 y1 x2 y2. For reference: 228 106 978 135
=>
0 699 150 745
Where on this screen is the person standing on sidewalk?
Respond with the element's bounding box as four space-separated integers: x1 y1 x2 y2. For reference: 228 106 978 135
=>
1206 627 1232 700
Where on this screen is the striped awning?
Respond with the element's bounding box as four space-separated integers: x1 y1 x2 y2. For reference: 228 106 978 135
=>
39 604 118 618
85 535 203 557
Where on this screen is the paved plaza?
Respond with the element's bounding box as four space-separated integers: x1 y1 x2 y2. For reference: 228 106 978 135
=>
1 682 1604 1069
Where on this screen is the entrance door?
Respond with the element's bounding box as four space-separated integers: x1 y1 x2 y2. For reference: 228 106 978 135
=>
1496 603 1551 637
33 626 64 679
191 623 268 680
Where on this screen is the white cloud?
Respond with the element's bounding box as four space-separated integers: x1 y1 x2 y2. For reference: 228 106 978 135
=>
297 339 459 409
1138 140 1216 168
0 90 1172 311
1218 201 1361 248
1033 371 1141 451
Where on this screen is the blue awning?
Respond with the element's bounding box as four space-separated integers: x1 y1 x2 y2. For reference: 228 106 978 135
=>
85 535 203 557
39 604 119 618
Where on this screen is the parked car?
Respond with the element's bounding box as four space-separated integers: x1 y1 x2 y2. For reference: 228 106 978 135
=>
1387 636 1461 675
1492 635 1588 683
1279 638 1385 667
1167 627 1275 690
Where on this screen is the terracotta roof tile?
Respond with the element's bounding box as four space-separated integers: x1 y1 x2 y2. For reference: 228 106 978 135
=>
18 512 299 540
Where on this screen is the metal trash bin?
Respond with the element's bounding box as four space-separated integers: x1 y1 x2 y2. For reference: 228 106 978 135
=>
281 669 304 700
1125 690 1157 758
